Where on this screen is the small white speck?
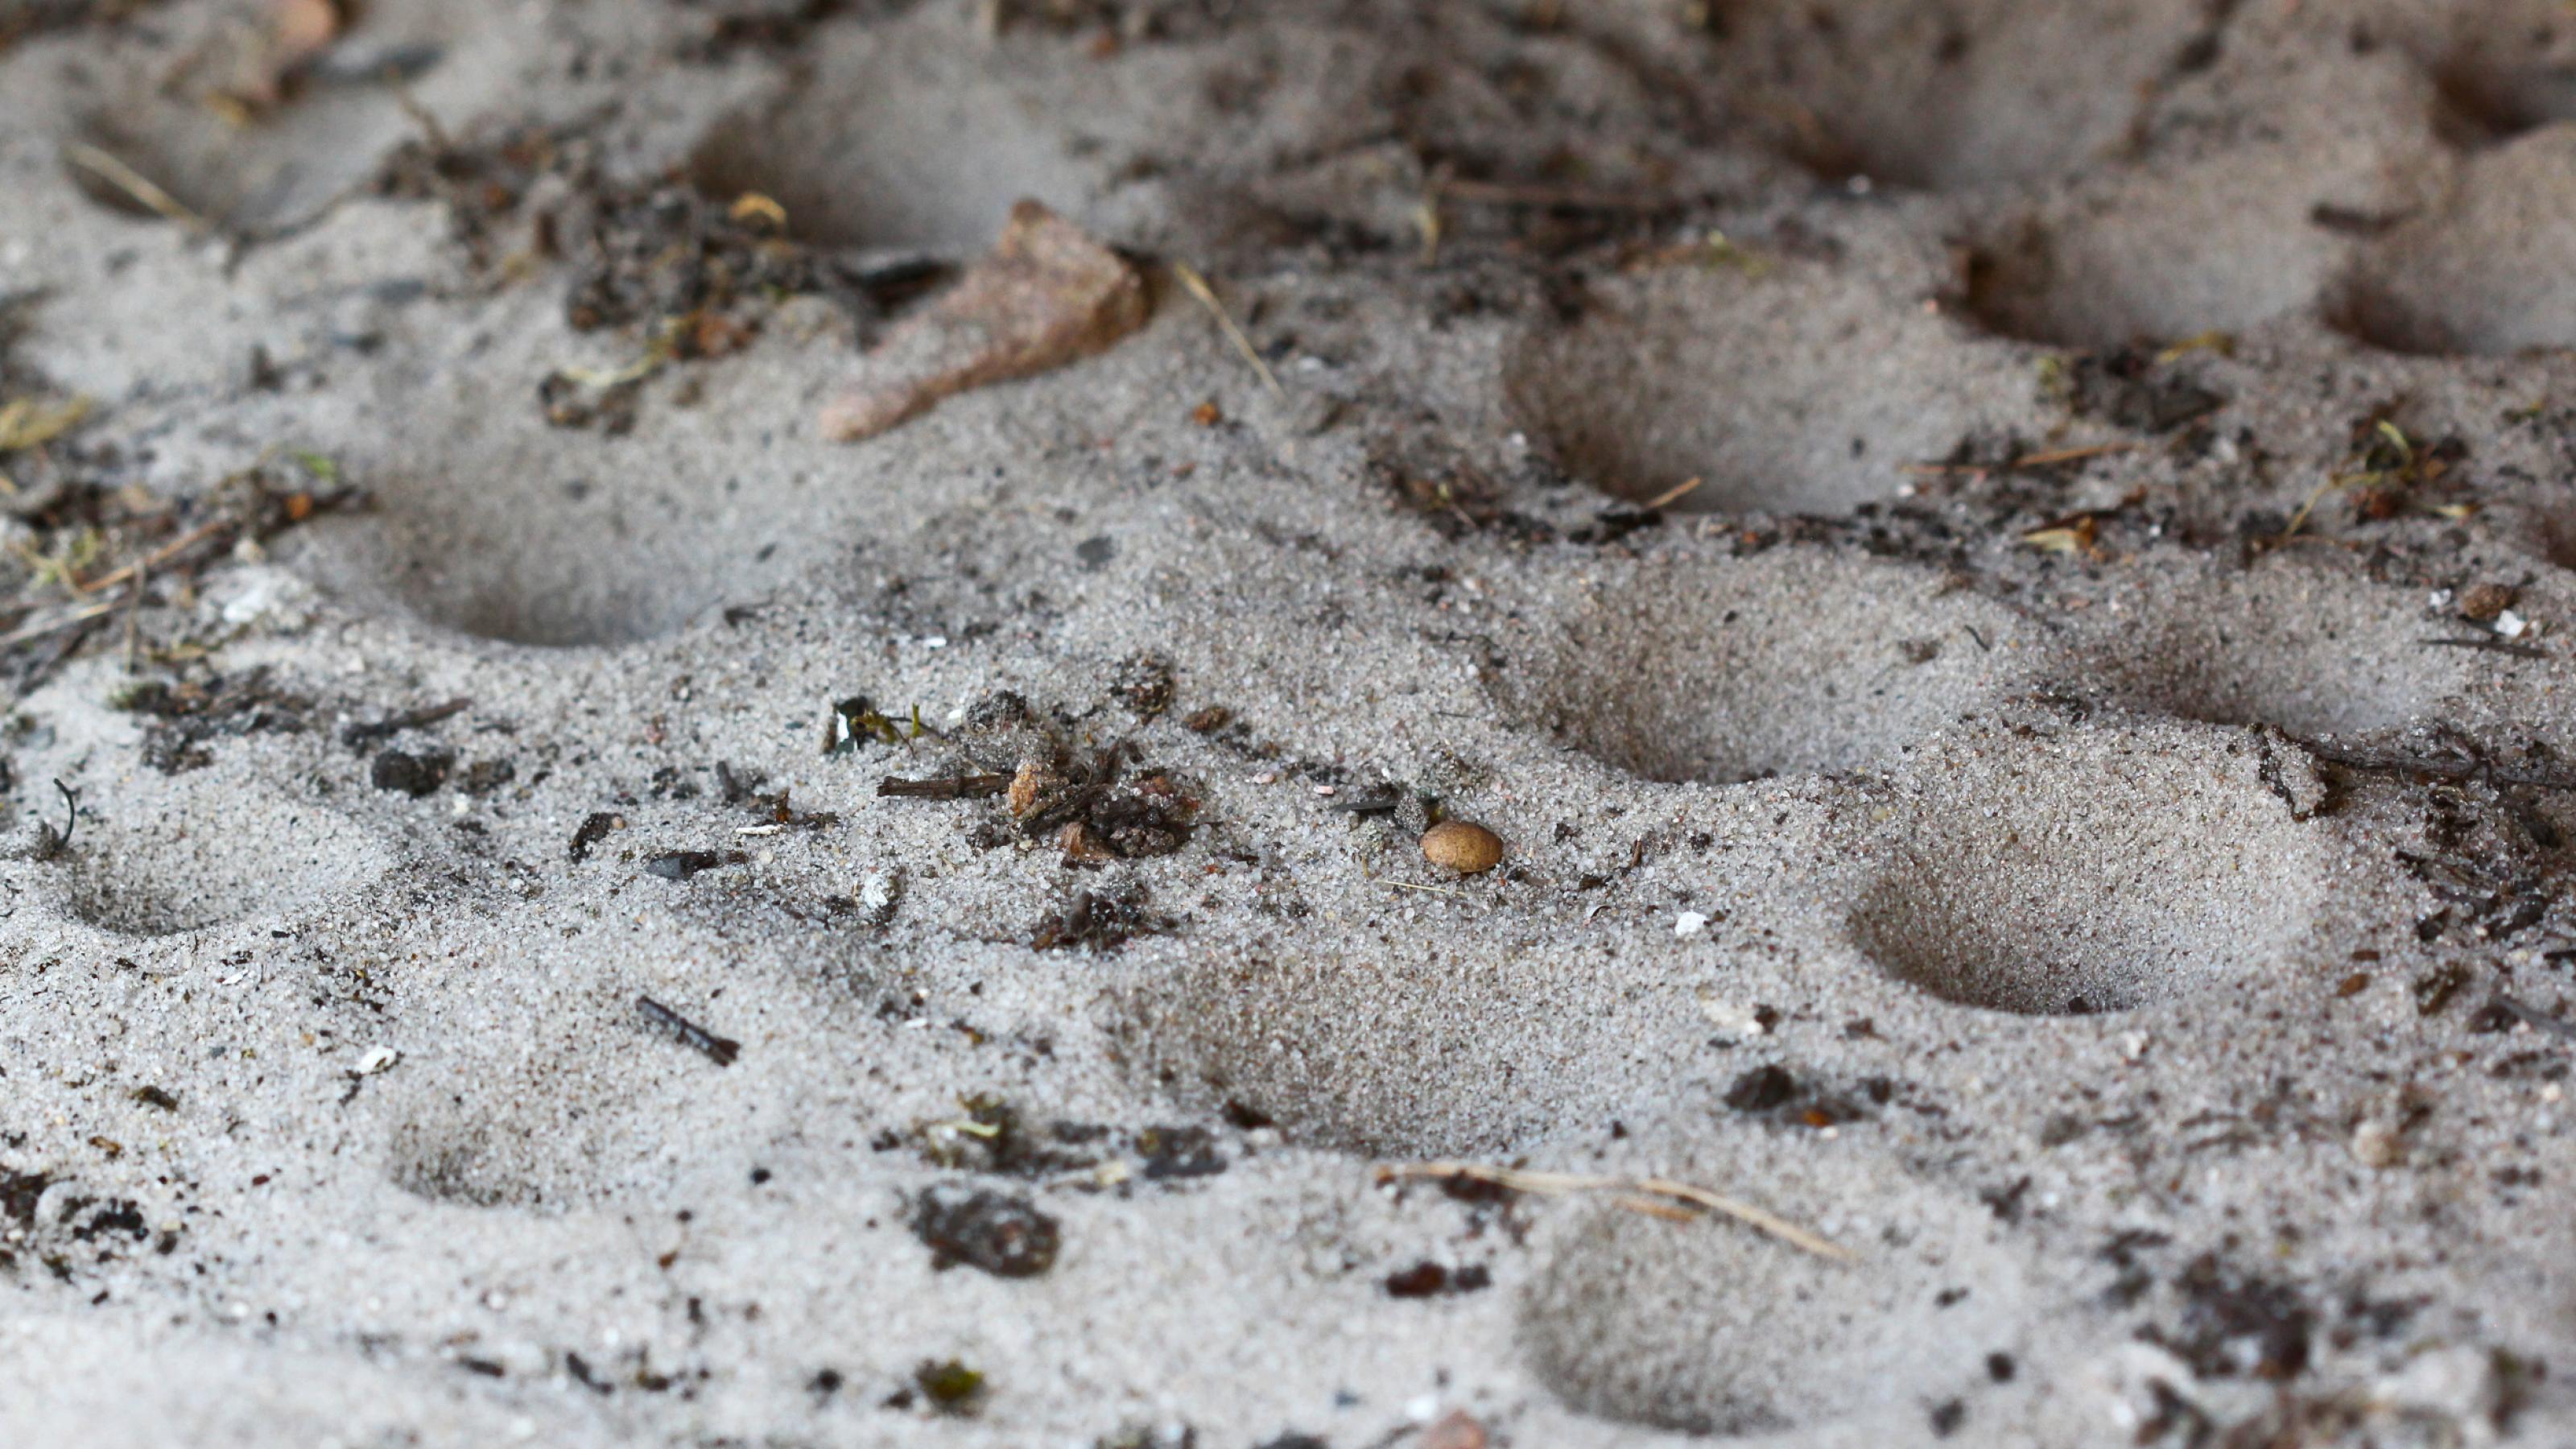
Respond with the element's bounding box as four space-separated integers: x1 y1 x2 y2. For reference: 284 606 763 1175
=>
2496 609 2529 639
1674 910 1709 938
1405 1395 1441 1423
355 1046 399 1075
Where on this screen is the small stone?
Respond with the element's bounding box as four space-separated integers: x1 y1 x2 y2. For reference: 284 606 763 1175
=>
2458 582 2517 621
2351 1119 2404 1168
1420 820 1503 873
1420 1411 1488 1449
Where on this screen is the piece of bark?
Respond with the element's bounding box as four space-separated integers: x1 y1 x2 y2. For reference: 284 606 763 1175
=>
819 200 1148 443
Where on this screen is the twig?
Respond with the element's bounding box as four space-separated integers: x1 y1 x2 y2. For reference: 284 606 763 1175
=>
1383 879 1473 900
636 995 740 1067
1375 1161 1852 1261
1434 177 1678 212
72 515 235 594
1900 442 2136 477
61 143 207 231
1642 475 1706 510
1171 262 1284 401
341 696 473 746
2420 635 2547 660
0 599 121 648
877 773 1011 799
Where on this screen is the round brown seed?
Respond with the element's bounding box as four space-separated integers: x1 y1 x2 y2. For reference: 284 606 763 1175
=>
1421 820 1504 874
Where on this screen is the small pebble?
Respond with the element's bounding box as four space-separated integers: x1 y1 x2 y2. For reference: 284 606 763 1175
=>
1420 820 1503 873
2458 582 2517 621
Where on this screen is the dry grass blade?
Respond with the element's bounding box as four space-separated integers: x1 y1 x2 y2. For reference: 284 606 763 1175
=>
1376 1161 1854 1261
62 143 207 230
0 395 93 452
1171 262 1283 400
1643 475 1705 509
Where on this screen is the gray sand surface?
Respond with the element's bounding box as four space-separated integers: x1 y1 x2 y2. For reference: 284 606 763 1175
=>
3 1 2576 1444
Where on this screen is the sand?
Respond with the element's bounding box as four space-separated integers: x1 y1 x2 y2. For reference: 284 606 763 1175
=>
2 0 2575 1444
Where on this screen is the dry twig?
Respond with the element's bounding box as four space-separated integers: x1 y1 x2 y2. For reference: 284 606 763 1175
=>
1375 1161 1853 1261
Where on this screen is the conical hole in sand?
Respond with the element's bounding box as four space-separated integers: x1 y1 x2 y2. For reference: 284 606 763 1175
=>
1113 929 1695 1158
1963 203 2328 351
62 5 456 237
68 790 389 938
686 56 1092 254
1728 0 2209 191
1845 734 2318 1015
1521 1166 2023 1436
1504 267 2009 517
1492 552 2036 785
2326 130 2576 357
2085 569 2469 741
293 436 791 650
2429 9 2576 147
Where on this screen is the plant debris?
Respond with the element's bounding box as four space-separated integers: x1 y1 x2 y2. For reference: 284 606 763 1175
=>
910 1183 1062 1277
114 668 311 774
1375 1161 1850 1261
569 811 622 862
1383 1260 1492 1298
820 201 1148 442
1135 1125 1225 1179
370 748 453 798
2050 346 2225 433
912 1358 986 1414
644 848 748 880
635 994 740 1066
879 691 1201 860
1030 886 1171 952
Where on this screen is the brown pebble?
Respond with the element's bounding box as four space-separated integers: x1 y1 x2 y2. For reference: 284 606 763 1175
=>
1421 820 1503 873
2459 581 2517 621
1421 1410 1488 1449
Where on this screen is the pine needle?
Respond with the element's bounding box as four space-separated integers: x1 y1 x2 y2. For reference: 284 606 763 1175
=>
1172 262 1284 401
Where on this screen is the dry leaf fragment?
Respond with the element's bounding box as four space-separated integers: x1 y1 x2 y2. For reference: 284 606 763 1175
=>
819 200 1146 443
2021 514 2097 555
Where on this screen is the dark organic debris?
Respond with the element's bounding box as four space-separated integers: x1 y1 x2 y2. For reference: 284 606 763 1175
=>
1030 887 1170 953
2055 346 2225 433
1723 1064 1798 1113
1109 651 1174 719
568 811 622 862
878 690 1201 860
115 669 311 773
910 1183 1062 1278
2151 1256 2314 1381
1135 1125 1226 1180
911 1096 1104 1177
636 995 740 1066
1383 1261 1492 1298
912 1358 986 1414
340 696 470 748
370 748 453 798
644 848 747 880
